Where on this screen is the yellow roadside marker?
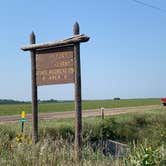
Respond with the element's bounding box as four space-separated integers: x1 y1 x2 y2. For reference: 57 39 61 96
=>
20 111 26 133
21 111 25 118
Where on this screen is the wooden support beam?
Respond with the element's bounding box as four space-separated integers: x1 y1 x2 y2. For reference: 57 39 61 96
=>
21 34 89 51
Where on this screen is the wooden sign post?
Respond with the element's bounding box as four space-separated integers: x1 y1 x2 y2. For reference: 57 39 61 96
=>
30 32 38 143
73 22 82 160
21 22 90 160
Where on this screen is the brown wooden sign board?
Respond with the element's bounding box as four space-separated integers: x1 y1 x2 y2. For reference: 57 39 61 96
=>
36 45 75 86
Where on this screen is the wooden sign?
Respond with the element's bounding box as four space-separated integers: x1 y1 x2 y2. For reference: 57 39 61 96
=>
21 22 90 160
36 45 75 86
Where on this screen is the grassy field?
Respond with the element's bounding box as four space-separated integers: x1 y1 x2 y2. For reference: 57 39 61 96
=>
1 108 165 144
0 108 165 165
0 98 161 116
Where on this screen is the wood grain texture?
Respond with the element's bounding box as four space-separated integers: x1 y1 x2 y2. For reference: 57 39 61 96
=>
21 34 89 51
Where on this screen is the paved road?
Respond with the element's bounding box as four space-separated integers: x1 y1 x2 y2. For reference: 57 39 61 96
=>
0 105 162 123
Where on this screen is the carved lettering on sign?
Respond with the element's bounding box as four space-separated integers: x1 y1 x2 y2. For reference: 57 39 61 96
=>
36 45 75 86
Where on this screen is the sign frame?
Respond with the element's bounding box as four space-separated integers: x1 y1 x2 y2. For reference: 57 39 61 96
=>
21 22 90 160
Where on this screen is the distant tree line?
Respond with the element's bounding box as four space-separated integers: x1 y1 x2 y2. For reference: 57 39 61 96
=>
0 99 29 104
38 99 58 103
113 97 121 100
0 98 122 104
0 99 74 104
38 99 73 103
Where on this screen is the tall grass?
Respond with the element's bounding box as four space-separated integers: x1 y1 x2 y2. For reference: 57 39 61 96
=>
0 108 165 165
0 133 165 165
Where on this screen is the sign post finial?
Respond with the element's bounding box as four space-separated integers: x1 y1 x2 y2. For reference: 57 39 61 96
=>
74 22 80 35
30 31 36 44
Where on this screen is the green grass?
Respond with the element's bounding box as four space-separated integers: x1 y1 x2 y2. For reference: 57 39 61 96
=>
0 107 165 145
0 98 161 116
0 108 165 165
38 108 166 145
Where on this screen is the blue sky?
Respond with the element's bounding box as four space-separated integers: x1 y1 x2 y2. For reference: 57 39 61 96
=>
0 0 166 100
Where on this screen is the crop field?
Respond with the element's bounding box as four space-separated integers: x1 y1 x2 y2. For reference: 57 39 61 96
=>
0 98 161 116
